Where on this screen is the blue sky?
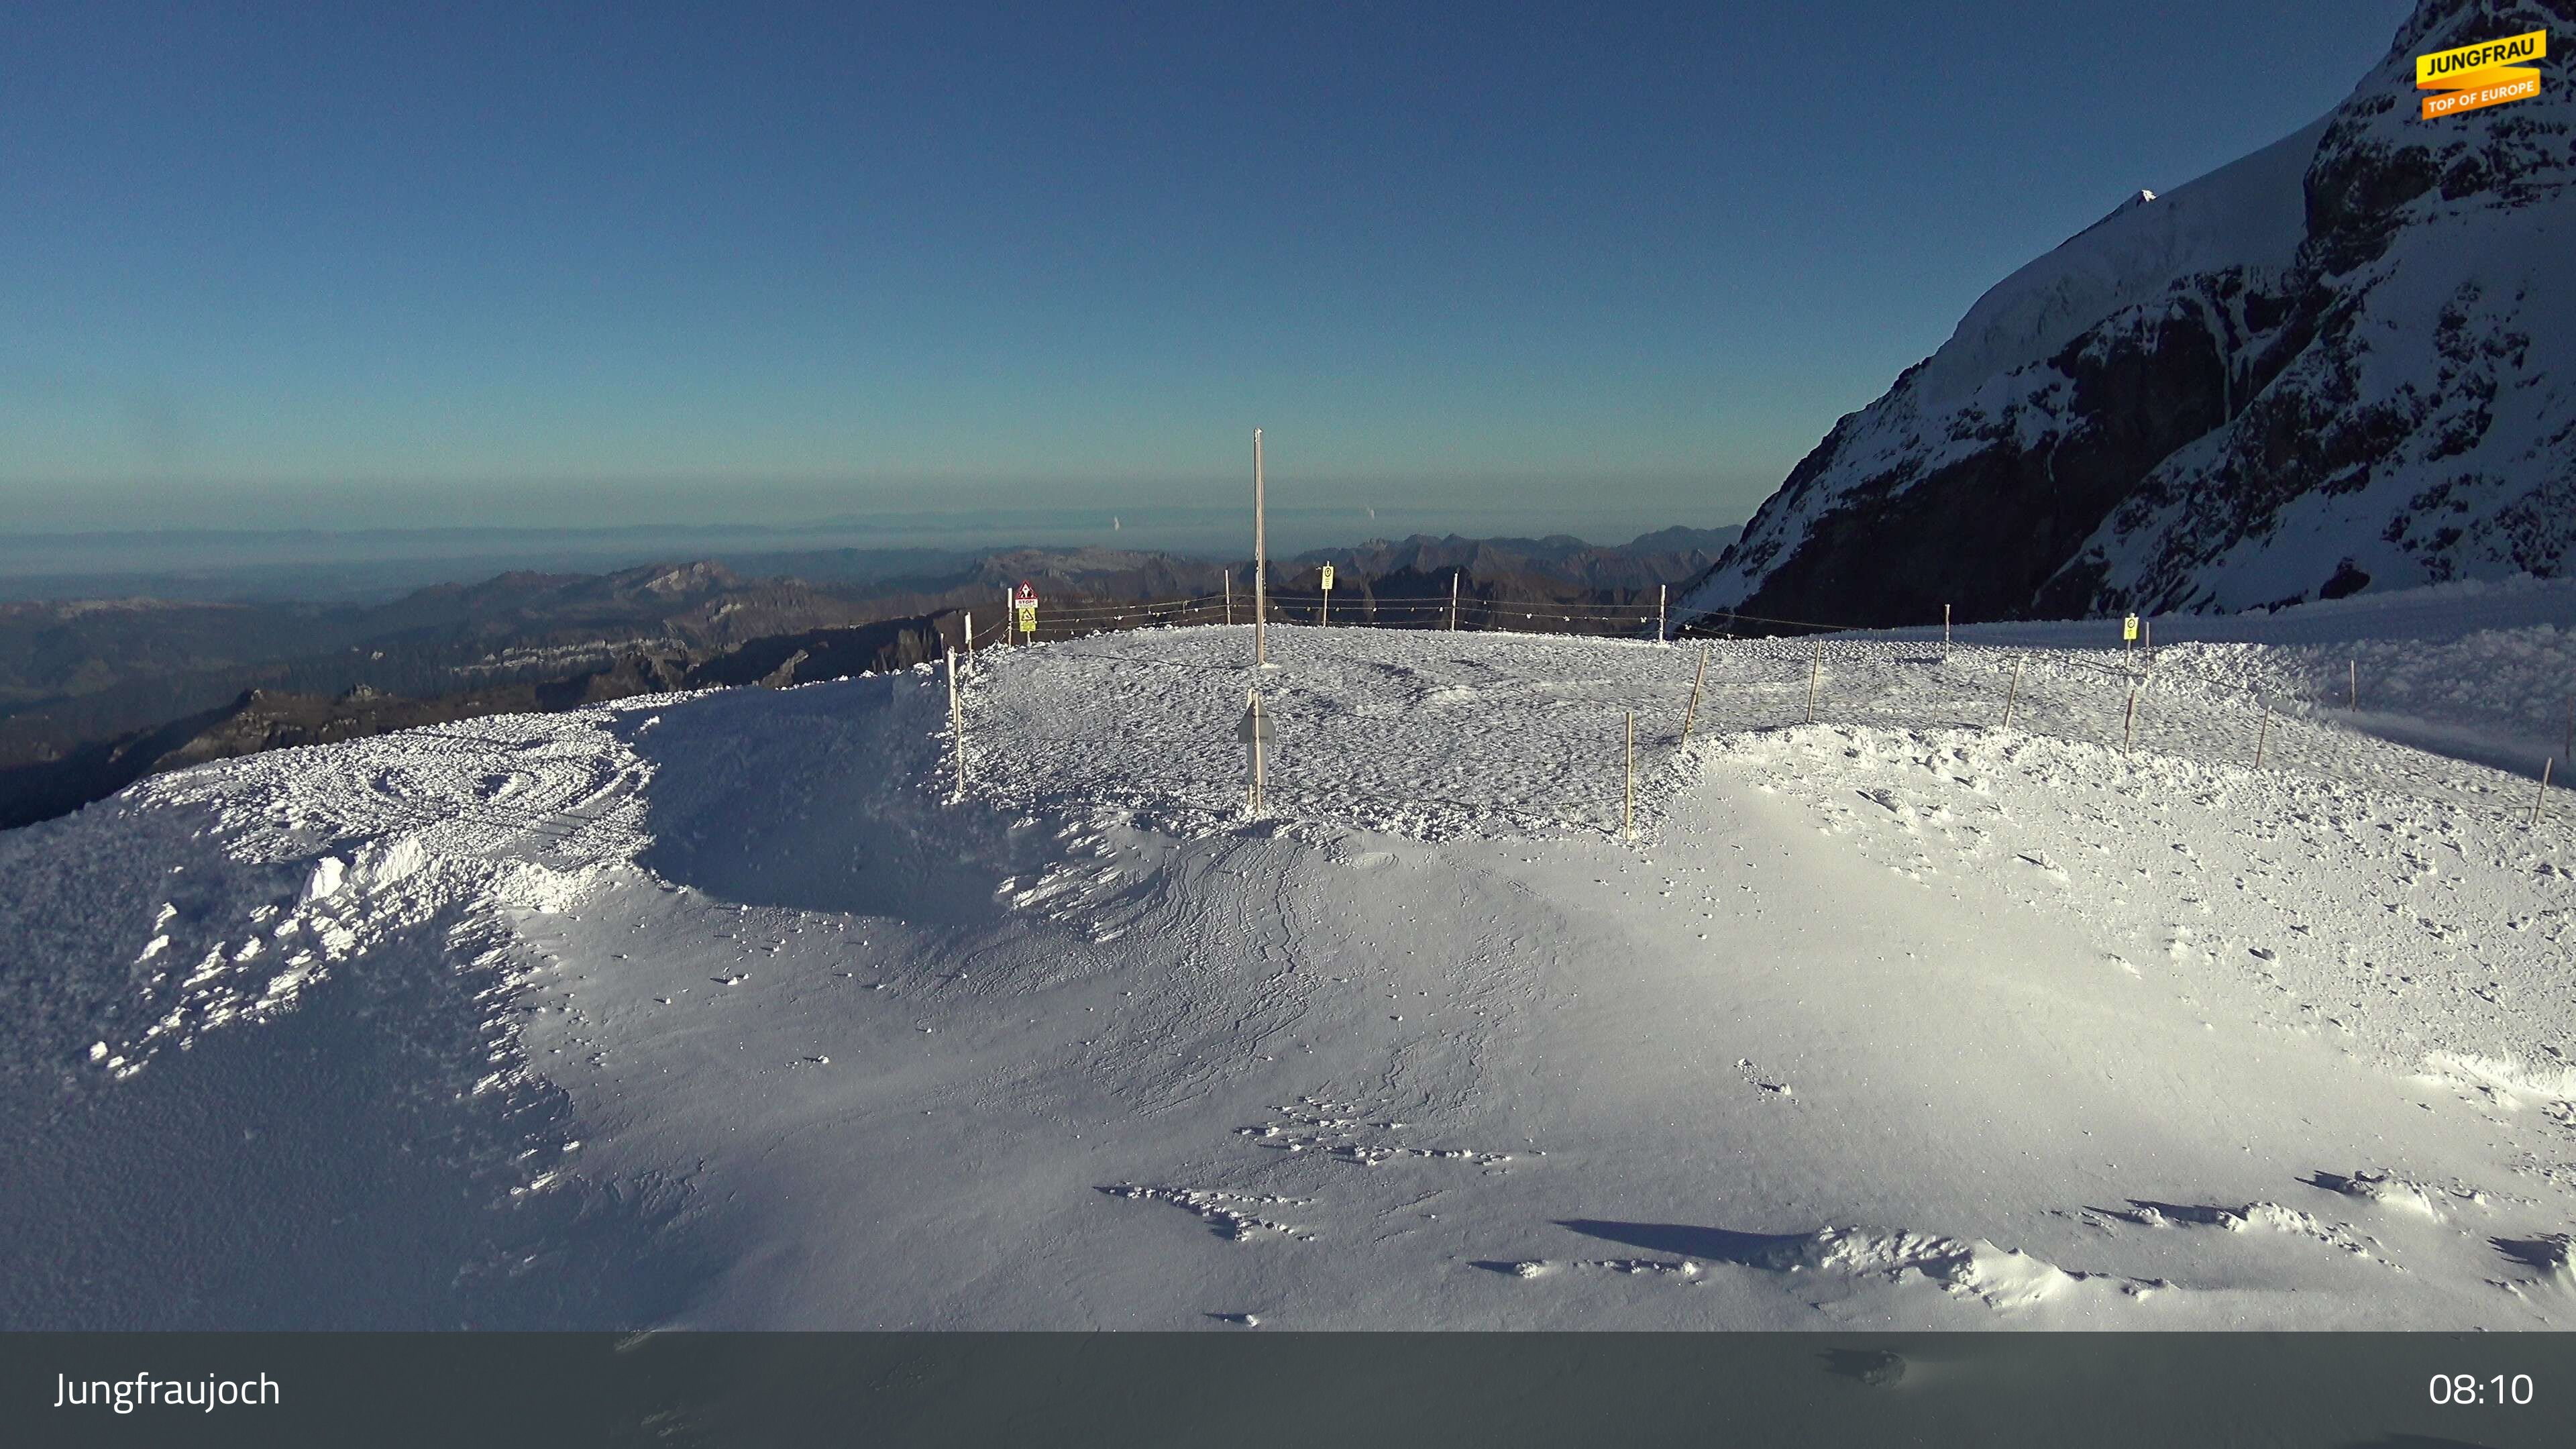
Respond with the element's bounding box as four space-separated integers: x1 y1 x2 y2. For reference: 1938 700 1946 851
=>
2 1 2412 536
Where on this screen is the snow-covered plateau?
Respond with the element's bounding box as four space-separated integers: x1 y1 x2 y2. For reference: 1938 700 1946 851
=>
3 580 2571 1330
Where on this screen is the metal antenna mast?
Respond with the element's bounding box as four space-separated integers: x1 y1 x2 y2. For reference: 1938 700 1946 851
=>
1253 427 1267 667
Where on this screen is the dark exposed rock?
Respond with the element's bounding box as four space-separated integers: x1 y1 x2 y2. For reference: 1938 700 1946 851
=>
2320 559 2374 599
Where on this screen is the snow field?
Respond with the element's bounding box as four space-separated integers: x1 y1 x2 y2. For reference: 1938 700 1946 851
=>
961 620 2567 841
1 595 2570 1329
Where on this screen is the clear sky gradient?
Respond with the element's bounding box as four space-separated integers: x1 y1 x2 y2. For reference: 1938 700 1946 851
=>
3 1 2412 535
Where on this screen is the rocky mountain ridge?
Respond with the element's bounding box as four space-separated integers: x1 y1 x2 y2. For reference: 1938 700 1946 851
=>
1682 0 2573 627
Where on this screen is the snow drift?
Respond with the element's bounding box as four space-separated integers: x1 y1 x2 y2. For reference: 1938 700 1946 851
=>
3 587 2572 1330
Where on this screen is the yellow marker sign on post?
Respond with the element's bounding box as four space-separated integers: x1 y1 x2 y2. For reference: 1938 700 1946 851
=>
1319 564 1334 592
2123 614 2140 643
1319 564 1334 627
1013 582 1038 639
2417 29 2546 119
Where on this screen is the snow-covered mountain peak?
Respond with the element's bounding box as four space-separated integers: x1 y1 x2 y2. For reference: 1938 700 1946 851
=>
1685 0 2573 627
1910 121 2322 414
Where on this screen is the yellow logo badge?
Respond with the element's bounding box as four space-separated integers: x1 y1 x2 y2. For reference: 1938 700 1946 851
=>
2416 29 2546 119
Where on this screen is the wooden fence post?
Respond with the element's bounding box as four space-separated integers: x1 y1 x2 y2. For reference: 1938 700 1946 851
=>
2253 706 2272 769
1806 641 1821 724
964 611 975 669
1226 573 1234 626
1679 645 1709 750
1450 572 1460 632
1658 585 1668 645
1943 603 1951 648
2000 656 2023 729
2349 659 2358 710
2122 689 2139 759
2534 758 2555 829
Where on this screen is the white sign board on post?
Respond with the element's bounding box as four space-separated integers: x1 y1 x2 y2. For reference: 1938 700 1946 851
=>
1014 582 1038 639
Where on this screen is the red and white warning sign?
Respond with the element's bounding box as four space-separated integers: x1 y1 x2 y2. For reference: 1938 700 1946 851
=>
1013 582 1039 637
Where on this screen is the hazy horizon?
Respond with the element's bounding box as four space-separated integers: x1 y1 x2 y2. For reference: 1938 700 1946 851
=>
0 495 1747 602
0 466 1754 539
5 2 2408 537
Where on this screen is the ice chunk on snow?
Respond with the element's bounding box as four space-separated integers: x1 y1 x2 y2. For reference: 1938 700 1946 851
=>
299 856 346 904
354 836 425 890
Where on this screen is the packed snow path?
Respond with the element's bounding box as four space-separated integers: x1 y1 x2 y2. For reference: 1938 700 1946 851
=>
2 598 2571 1329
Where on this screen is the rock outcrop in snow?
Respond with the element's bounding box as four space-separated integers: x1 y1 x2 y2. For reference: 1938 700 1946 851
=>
1684 0 2575 625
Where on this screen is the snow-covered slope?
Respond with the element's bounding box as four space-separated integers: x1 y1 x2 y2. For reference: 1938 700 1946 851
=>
4 600 2571 1330
1684 0 2575 626
1909 121 2322 415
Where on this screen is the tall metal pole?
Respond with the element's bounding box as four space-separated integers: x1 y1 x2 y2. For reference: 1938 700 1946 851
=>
945 647 965 800
1248 690 1267 814
1623 711 1636 842
1253 428 1267 667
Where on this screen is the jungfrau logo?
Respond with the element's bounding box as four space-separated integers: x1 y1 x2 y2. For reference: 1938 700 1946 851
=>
2416 28 2546 119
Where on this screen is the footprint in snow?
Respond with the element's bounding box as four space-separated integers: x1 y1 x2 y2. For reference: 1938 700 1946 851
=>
1735 1059 1794 1099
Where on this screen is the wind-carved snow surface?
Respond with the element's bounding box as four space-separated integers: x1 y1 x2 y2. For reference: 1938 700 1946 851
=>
1 606 2572 1329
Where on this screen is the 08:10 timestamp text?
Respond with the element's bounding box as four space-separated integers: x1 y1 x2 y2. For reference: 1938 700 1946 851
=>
2430 1373 2533 1406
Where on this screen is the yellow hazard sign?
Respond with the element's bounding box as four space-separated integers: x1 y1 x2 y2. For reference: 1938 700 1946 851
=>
2123 614 2140 643
1320 564 1335 591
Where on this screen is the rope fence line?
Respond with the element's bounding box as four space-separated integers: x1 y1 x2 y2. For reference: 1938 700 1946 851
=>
952 586 1684 645
943 584 2440 726
926 586 2567 840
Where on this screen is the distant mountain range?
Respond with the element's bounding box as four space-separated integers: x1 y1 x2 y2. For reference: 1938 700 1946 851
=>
1294 527 1738 596
0 525 1735 830
1683 0 2572 627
